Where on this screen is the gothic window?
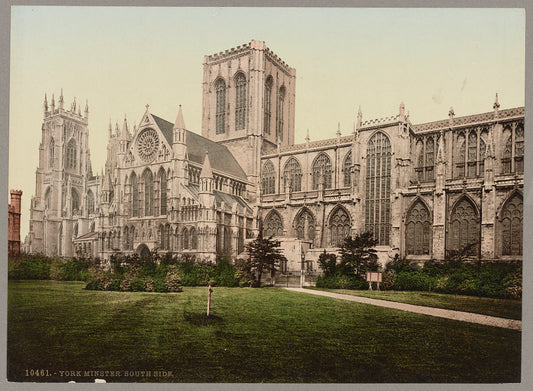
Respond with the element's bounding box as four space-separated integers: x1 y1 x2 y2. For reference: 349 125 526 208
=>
44 188 51 209
448 197 480 256
223 227 231 253
71 189 80 214
502 129 512 174
425 138 435 181
130 227 135 250
294 209 315 243
49 138 55 169
329 207 351 247
365 132 391 245
124 226 129 250
405 199 431 255
276 86 286 142
515 125 524 174
183 228 189 250
215 78 226 134
131 172 139 217
262 161 275 195
159 225 165 250
74 223 78 238
343 151 352 187
264 76 273 135
478 137 486 175
159 169 167 215
191 228 198 250
143 169 154 216
312 153 332 190
467 133 477 177
264 210 283 237
501 194 523 256
416 139 424 182
283 158 302 192
235 73 246 130
66 139 77 170
87 190 95 215
455 134 465 178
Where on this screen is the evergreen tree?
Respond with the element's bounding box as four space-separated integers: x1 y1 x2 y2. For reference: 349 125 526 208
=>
339 231 379 277
245 233 287 287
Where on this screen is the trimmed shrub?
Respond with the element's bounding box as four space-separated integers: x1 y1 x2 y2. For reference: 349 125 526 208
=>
166 265 183 292
393 271 438 292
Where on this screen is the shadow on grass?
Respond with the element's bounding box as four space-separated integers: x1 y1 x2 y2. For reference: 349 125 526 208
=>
183 311 223 327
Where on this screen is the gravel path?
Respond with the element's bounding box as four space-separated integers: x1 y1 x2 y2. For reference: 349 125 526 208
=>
284 288 522 331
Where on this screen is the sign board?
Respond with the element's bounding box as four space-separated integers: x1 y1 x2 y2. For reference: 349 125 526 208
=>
365 272 382 282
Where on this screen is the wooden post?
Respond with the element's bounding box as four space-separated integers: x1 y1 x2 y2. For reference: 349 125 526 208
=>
207 284 213 317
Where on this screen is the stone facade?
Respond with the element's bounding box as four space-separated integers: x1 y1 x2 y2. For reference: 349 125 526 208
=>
26 40 523 270
8 190 23 257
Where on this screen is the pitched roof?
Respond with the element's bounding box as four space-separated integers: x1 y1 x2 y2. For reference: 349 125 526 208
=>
151 114 247 180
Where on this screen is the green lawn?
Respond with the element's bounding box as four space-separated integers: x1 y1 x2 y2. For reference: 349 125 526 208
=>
8 281 521 383
308 288 522 320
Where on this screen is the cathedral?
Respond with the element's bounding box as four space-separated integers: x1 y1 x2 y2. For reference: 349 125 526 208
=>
26 40 524 271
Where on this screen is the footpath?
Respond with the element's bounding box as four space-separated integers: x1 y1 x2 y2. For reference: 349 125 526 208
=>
284 288 522 331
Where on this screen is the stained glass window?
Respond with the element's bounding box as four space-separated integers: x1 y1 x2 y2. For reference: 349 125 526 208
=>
449 197 479 256
235 73 246 130
329 207 351 247
406 200 431 255
264 210 283 237
312 153 332 190
295 209 315 243
283 158 302 192
143 169 154 216
215 79 226 134
501 194 523 256
131 173 138 217
264 77 273 135
262 161 275 194
159 169 167 215
365 132 391 245
87 190 95 215
343 151 352 187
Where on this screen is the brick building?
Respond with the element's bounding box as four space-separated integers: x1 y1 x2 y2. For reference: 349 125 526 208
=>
8 190 23 257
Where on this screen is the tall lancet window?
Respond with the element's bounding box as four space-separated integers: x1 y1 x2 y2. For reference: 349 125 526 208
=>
283 158 302 192
215 78 226 134
131 173 139 217
66 139 77 170
264 76 273 135
343 151 352 187
312 153 332 190
159 169 167 216
235 73 246 130
49 138 55 169
143 169 154 216
276 86 286 141
501 193 523 256
405 199 431 255
262 161 275 195
515 125 524 173
365 132 391 245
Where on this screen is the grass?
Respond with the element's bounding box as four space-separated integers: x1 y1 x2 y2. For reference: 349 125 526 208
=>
8 280 521 383
307 288 522 320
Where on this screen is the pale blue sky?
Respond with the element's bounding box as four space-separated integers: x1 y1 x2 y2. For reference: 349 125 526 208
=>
9 7 525 239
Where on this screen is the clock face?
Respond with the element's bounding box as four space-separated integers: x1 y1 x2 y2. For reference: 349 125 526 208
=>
136 128 159 163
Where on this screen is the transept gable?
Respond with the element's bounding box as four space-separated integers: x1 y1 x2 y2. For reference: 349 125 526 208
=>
127 111 173 165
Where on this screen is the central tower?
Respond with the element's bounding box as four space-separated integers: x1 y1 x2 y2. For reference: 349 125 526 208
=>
201 40 296 194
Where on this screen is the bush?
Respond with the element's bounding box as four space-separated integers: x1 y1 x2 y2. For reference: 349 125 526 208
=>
394 271 438 292
166 265 183 293
213 258 239 287
316 273 367 290
59 258 91 281
8 255 51 280
130 278 146 292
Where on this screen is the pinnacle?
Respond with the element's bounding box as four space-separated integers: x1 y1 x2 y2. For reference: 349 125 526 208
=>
173 105 187 130
200 150 213 179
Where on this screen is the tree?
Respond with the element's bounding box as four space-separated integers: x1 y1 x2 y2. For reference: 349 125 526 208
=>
339 231 379 277
317 250 337 277
245 233 287 287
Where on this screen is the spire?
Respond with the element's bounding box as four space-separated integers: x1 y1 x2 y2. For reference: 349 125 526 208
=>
108 119 113 139
115 121 120 137
77 104 81 116
200 151 213 179
51 94 55 111
437 129 445 163
58 88 64 109
336 122 341 137
72 96 76 112
84 100 89 118
399 101 406 121
120 115 130 140
448 106 455 126
173 105 186 130
305 128 310 144
493 93 500 110
356 105 362 129
102 172 112 192
44 93 48 113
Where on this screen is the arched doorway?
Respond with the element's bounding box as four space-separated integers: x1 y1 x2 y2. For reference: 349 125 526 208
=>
136 243 152 261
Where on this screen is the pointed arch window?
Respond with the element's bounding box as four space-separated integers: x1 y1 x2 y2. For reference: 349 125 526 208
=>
190 227 198 250
515 125 524 173
235 73 246 130
71 189 80 214
312 153 332 190
276 86 286 142
406 200 431 255
502 128 512 174
283 158 302 192
143 170 154 216
215 79 226 134
159 224 165 250
455 135 465 178
415 137 435 182
183 228 189 250
87 190 95 215
264 76 273 135
329 207 351 247
264 211 283 237
49 138 55 169
343 151 352 187
66 139 77 170
501 194 523 256
131 173 139 217
124 226 129 250
365 132 391 245
159 169 167 215
455 131 485 178
262 161 275 195
294 209 315 243
448 197 480 256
